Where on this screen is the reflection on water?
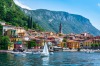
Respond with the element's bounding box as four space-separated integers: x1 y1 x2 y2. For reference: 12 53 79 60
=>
42 57 49 65
0 52 100 66
14 53 26 57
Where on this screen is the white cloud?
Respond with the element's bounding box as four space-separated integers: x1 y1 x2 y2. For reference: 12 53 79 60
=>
13 0 32 10
98 3 100 7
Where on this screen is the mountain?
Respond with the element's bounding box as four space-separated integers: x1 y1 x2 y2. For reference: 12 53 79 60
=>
21 9 100 36
1 0 99 36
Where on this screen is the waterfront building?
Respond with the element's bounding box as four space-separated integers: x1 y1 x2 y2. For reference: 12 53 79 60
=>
67 40 80 49
3 25 15 36
8 43 14 50
15 27 26 37
83 40 93 49
14 41 23 49
91 36 100 49
92 36 100 44
10 37 22 42
22 36 30 49
58 42 65 48
0 22 6 25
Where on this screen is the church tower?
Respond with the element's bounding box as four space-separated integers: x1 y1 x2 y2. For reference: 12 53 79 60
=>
59 22 62 33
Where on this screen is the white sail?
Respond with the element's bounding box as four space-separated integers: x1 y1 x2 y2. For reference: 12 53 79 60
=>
41 42 49 56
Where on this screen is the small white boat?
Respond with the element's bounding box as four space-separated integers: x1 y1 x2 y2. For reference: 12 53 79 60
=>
41 42 49 57
10 51 26 56
10 51 21 54
86 49 94 53
24 51 32 54
33 51 41 54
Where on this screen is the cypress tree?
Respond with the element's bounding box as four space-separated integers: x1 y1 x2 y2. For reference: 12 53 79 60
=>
27 16 30 28
27 16 33 29
30 16 33 29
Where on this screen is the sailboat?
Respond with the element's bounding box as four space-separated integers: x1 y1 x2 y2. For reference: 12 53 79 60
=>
41 42 49 57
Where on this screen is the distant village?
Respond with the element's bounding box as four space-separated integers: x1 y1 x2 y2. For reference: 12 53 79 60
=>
0 22 100 51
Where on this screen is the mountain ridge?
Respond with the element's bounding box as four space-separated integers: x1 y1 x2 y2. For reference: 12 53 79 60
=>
21 8 100 36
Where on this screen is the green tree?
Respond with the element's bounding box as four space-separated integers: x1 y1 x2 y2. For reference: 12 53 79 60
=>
0 1 6 20
63 38 66 42
95 44 98 47
0 36 11 50
28 40 37 49
0 24 3 36
91 44 95 48
63 38 67 48
27 16 33 29
5 10 14 22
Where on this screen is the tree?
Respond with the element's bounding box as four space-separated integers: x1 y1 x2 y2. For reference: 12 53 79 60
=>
91 44 99 49
0 1 6 20
0 24 3 36
63 38 67 48
27 16 33 29
0 36 11 50
5 10 14 22
30 17 33 29
95 44 98 47
91 44 95 49
63 38 66 42
28 40 37 49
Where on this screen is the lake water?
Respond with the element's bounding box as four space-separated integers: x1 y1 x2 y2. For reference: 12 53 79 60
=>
0 52 100 66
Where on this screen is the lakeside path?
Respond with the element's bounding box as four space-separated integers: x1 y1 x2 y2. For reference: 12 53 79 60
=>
1 49 100 53
0 50 11 53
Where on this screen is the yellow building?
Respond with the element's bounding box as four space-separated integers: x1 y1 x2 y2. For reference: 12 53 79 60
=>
10 37 22 42
67 40 80 49
83 40 93 49
15 27 25 33
58 42 65 48
8 43 14 50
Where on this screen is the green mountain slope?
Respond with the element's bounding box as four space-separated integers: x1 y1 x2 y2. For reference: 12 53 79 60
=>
0 0 28 27
0 0 43 31
21 9 100 36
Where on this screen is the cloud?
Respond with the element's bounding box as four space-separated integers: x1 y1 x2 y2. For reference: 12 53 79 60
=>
98 3 100 7
13 0 32 10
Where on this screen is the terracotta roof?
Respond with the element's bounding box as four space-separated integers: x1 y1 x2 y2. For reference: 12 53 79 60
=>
67 40 79 42
74 38 84 41
84 40 93 42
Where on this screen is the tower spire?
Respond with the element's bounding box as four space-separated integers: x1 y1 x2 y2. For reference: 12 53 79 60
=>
59 22 62 33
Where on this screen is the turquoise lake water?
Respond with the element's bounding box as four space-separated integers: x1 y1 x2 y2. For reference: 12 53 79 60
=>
0 52 100 66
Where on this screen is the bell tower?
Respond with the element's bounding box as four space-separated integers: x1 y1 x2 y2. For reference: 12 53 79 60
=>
59 22 62 33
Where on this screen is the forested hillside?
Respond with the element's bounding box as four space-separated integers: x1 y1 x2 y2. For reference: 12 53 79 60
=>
0 0 43 31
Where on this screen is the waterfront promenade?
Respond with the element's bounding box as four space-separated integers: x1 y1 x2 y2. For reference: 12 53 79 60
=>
1 49 100 53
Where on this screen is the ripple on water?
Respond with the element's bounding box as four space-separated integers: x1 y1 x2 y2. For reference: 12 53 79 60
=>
0 52 100 66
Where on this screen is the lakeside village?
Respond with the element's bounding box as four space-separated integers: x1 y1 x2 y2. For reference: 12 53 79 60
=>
0 22 100 52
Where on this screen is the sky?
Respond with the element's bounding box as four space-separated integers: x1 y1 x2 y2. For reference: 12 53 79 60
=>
14 0 100 30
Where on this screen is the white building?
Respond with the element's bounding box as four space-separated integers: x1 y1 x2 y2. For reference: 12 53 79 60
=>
3 25 15 35
0 22 6 25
